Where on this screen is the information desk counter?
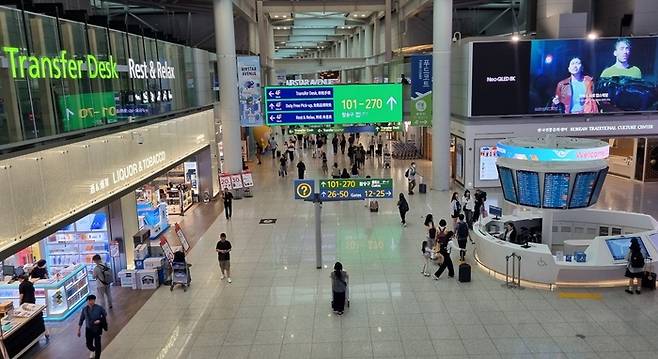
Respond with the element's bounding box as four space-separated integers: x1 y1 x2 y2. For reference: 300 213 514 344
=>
473 210 658 288
0 265 89 321
0 304 47 359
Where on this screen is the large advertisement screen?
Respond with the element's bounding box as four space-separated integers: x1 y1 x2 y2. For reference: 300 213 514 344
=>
472 37 658 117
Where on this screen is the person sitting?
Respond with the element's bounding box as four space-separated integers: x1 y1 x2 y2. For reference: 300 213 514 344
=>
499 222 518 244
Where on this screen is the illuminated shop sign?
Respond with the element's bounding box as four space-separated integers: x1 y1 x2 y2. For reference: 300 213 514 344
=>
1 46 176 80
496 142 609 161
3 46 118 79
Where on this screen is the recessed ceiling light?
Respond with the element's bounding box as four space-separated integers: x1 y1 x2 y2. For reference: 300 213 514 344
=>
353 14 359 17
282 15 287 18
274 15 279 18
361 14 367 17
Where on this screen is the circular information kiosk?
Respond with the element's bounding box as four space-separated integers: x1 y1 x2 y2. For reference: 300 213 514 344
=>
473 136 658 288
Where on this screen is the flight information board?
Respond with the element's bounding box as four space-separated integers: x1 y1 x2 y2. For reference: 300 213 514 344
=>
497 166 518 204
588 167 608 206
517 170 541 207
543 173 570 209
318 178 393 201
264 84 403 125
568 171 598 209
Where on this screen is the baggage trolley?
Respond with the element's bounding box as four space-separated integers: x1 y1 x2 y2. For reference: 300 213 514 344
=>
170 262 191 292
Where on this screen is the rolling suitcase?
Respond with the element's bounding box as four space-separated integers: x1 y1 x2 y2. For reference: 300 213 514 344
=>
418 183 427 193
458 263 471 283
369 200 379 212
642 262 656 290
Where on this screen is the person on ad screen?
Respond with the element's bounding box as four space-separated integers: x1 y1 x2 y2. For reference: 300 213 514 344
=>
600 38 642 79
552 57 598 114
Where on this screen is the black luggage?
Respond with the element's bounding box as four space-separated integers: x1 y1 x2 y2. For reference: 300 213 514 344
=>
458 263 471 282
369 200 379 212
419 183 427 193
642 271 656 290
276 150 281 157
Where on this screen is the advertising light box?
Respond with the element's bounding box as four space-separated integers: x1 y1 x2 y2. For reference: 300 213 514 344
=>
471 36 658 117
264 84 403 125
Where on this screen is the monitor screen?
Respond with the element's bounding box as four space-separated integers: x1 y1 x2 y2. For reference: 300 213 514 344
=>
2 266 14 277
489 205 503 218
605 237 650 261
543 173 570 209
498 166 518 204
516 170 541 207
588 167 609 206
568 171 599 209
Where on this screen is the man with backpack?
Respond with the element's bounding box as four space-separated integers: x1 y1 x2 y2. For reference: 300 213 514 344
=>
405 162 418 195
455 214 470 261
92 255 113 309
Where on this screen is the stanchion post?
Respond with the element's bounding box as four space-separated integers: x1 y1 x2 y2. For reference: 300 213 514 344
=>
314 194 322 269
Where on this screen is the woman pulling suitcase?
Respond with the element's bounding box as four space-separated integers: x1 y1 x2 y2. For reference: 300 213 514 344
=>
331 262 349 315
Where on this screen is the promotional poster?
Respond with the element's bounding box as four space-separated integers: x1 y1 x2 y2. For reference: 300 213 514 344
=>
237 56 263 126
410 54 433 126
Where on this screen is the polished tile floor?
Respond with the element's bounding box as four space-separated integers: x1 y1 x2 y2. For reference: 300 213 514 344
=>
99 143 658 359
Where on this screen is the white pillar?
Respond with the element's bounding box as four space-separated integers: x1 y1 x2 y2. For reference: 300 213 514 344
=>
364 23 373 83
340 39 347 82
431 0 451 191
213 0 242 174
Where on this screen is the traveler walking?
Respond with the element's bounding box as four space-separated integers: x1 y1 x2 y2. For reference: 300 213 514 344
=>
462 190 473 228
279 154 288 177
434 231 455 280
321 152 328 176
456 214 470 261
340 134 347 154
340 168 351 178
287 141 295 161
330 262 349 315
216 233 232 283
269 136 277 159
397 193 409 227
405 162 418 194
332 135 339 155
369 136 375 159
377 135 383 155
450 192 462 228
351 163 359 177
331 163 341 178
92 255 113 309
472 189 487 224
297 160 306 179
222 188 233 220
77 295 107 359
625 237 645 294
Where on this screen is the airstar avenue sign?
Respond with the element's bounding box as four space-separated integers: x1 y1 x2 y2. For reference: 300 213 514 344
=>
2 46 175 80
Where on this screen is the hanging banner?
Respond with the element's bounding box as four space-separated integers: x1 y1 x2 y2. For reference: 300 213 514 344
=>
219 174 232 190
241 171 254 187
237 56 263 127
410 54 433 127
174 223 191 253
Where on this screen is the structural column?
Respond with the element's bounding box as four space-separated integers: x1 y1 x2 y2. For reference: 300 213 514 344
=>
384 0 392 61
340 39 347 82
364 23 373 83
431 0 451 191
213 0 242 175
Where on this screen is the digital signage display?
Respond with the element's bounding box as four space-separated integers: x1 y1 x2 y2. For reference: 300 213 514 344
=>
543 173 570 209
605 236 650 261
264 84 403 126
472 37 658 117
497 166 518 204
516 170 541 207
588 167 609 206
568 171 599 209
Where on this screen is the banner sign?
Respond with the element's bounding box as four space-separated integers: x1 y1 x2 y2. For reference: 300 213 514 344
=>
318 178 393 201
241 171 254 187
230 174 244 189
159 236 175 263
264 84 402 125
219 174 232 190
410 54 433 127
237 56 263 126
174 223 190 253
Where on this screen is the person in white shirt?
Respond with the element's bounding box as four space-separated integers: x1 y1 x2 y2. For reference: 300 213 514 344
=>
461 190 473 229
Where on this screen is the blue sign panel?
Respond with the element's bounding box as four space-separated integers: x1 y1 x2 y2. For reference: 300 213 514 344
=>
266 87 333 100
267 100 334 111
293 179 315 200
318 178 393 201
268 112 334 124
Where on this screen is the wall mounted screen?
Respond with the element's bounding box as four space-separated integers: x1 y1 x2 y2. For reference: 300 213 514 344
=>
472 37 658 117
497 166 518 204
516 170 541 207
588 167 609 206
543 173 570 209
568 171 599 209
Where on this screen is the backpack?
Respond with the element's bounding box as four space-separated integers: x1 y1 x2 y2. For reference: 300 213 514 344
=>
457 221 469 239
97 264 113 285
630 251 645 268
421 240 428 253
436 228 447 244
404 169 409 178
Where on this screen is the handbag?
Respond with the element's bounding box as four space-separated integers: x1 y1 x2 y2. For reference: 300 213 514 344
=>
435 252 445 264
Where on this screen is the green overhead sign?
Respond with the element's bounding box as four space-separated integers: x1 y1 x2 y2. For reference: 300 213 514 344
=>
265 84 403 125
58 92 118 132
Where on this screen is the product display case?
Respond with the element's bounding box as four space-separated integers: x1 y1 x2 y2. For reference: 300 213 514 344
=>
42 211 110 280
137 202 169 239
166 185 193 215
0 265 88 321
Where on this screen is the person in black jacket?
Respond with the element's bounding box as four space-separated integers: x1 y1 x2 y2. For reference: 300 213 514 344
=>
296 160 306 179
434 231 455 280
397 193 409 227
340 168 350 178
499 222 517 243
